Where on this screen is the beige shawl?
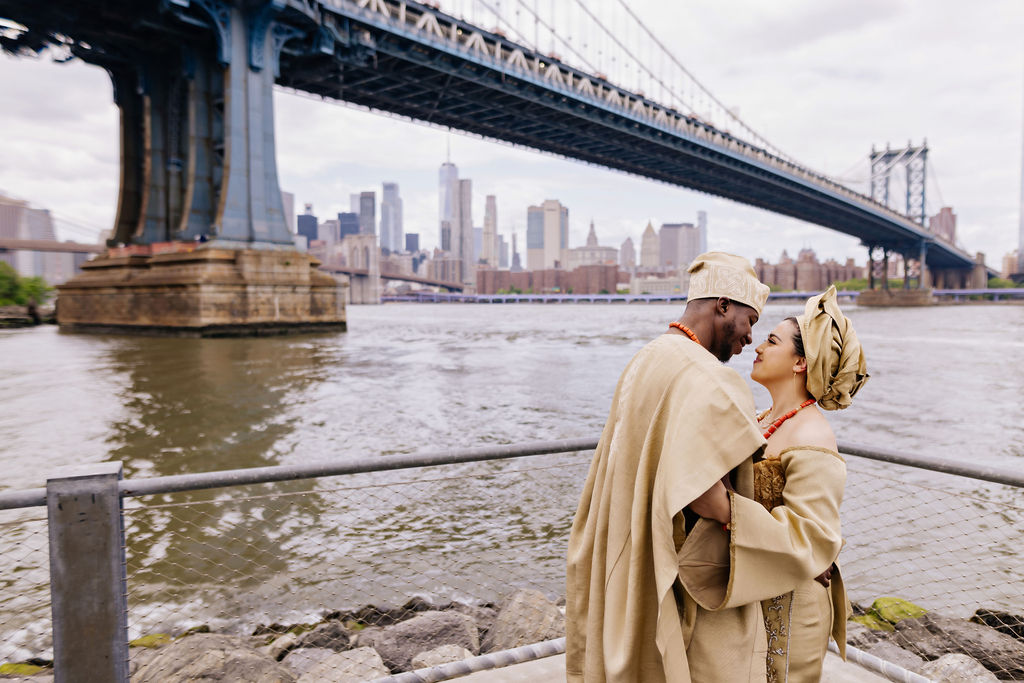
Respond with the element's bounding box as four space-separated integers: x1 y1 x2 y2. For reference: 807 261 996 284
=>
566 334 765 682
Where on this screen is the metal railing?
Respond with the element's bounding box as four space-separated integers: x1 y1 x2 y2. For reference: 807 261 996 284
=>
1 438 1022 681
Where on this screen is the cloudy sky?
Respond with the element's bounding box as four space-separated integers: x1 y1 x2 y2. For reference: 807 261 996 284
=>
1 0 1022 266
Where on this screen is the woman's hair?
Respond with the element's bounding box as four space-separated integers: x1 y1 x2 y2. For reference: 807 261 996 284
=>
784 317 805 357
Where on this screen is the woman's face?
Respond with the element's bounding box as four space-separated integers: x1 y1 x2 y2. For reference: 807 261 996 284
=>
751 319 802 387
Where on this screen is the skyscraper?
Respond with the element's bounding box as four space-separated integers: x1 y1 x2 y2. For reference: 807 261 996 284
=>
338 212 359 238
620 237 636 270
1018 99 1024 274
439 161 458 251
511 233 522 272
498 234 509 268
697 210 708 256
659 223 683 270
453 178 474 285
660 222 702 270
405 233 420 253
526 199 568 270
280 191 295 234
640 221 660 269
358 192 376 235
380 182 403 252
297 203 317 243
482 195 498 265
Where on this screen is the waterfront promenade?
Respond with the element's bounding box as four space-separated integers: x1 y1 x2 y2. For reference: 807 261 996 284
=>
458 652 889 682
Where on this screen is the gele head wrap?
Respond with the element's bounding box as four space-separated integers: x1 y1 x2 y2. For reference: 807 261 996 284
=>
686 251 770 316
797 285 869 410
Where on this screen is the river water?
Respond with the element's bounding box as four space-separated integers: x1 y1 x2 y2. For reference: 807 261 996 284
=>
1 302 1023 656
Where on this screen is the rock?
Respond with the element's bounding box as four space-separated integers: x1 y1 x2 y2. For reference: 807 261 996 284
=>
850 613 894 632
130 646 163 676
262 632 301 661
410 644 474 669
845 620 882 648
919 653 999 682
253 622 294 637
892 616 949 659
861 640 926 672
448 603 498 637
481 589 565 653
354 610 479 672
295 647 390 683
281 648 337 677
296 621 351 651
971 608 1024 643
870 597 927 624
133 633 296 683
894 613 1024 678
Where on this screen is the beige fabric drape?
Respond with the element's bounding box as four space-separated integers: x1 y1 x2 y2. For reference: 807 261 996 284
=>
566 334 767 682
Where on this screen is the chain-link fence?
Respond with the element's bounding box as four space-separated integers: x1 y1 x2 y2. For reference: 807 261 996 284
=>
839 456 1024 680
2 440 1023 681
0 508 50 667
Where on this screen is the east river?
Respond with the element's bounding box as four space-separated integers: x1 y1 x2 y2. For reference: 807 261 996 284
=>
1 302 1023 659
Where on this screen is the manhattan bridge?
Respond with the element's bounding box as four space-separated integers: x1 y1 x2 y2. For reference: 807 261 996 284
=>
0 0 989 319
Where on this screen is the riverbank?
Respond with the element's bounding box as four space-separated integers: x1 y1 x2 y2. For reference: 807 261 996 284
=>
3 594 1022 681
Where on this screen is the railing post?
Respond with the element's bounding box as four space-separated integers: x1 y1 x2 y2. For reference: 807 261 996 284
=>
47 462 128 683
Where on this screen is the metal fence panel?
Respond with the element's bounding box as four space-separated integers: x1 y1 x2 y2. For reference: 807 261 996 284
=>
0 508 51 665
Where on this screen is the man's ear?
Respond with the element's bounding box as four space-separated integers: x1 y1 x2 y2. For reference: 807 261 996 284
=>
793 356 807 374
716 297 730 316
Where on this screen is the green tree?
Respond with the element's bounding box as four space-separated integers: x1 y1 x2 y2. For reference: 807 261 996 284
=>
18 276 54 305
988 277 1016 289
0 262 20 305
0 264 54 306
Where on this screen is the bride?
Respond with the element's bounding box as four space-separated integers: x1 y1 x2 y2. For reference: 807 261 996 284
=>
749 285 868 682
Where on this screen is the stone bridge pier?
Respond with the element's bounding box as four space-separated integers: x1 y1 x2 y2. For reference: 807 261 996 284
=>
54 0 346 335
341 234 381 305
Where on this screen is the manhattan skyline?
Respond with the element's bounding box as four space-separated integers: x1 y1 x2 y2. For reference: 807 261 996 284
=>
0 0 1021 266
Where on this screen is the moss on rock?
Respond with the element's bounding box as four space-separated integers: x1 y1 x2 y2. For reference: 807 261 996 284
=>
131 633 174 648
871 597 927 624
850 613 895 631
0 661 48 675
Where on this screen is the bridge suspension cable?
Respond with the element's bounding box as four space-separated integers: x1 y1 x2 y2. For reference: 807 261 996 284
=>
451 0 811 169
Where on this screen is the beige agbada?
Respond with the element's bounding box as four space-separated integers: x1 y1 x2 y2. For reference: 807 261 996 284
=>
566 334 768 682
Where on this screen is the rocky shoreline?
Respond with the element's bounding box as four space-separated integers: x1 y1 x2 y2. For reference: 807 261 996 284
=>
2 594 1023 682
848 598 1024 681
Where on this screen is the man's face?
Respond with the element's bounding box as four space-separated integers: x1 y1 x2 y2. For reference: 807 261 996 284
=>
715 301 759 362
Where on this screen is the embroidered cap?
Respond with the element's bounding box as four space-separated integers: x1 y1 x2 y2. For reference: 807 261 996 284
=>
686 251 770 316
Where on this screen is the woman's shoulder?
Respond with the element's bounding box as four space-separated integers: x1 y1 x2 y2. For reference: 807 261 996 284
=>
775 411 838 457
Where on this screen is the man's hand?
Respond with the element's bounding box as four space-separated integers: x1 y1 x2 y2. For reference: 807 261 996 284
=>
814 564 834 587
688 480 731 526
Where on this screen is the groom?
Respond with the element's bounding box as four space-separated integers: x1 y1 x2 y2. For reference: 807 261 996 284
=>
566 252 806 682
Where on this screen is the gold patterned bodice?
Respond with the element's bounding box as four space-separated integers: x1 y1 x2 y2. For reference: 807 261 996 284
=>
753 457 786 511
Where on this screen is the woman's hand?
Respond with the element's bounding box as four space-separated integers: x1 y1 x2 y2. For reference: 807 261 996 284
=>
689 479 731 526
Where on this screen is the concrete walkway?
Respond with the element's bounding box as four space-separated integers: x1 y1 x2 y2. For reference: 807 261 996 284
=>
456 652 891 682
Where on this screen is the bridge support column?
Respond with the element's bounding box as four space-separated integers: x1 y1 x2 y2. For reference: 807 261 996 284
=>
58 1 346 335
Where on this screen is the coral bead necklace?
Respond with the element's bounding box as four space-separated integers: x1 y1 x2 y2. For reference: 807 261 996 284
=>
761 399 816 439
668 321 701 345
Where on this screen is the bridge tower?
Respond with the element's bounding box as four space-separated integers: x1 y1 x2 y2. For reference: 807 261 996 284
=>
860 142 935 303
5 0 346 335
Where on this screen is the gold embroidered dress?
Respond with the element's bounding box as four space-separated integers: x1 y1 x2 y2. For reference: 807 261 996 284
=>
753 447 849 683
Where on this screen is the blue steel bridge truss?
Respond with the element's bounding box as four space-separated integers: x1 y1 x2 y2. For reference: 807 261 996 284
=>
0 0 979 269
